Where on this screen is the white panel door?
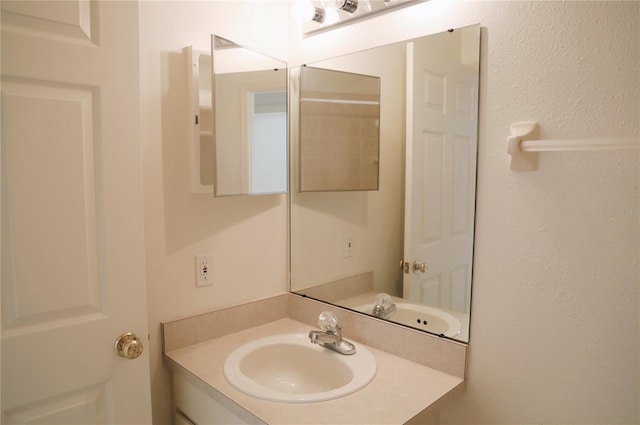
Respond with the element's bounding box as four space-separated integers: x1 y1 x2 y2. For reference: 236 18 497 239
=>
1 1 152 423
403 30 478 314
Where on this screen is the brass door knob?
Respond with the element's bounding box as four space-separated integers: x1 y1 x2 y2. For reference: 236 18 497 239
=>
114 332 144 360
412 261 427 273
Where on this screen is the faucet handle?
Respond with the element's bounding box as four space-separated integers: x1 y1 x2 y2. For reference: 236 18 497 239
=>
374 293 393 308
318 311 339 332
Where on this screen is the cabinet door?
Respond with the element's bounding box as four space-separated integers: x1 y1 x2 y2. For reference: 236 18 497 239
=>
172 371 265 425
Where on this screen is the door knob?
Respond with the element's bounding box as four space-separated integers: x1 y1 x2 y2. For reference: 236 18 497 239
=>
114 332 144 360
412 261 427 273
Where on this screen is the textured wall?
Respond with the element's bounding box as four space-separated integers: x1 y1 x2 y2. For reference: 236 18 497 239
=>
440 2 639 423
138 2 289 423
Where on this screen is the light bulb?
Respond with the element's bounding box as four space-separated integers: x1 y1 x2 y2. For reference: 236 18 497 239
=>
360 0 372 13
291 0 315 22
324 7 340 25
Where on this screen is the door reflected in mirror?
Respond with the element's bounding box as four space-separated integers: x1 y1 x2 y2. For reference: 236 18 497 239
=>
212 35 288 196
290 25 480 343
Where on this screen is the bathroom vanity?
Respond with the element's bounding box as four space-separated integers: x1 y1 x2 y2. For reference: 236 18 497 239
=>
167 22 480 424
163 294 467 425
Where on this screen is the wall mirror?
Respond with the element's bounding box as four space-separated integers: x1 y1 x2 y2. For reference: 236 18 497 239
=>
211 35 288 196
290 24 480 343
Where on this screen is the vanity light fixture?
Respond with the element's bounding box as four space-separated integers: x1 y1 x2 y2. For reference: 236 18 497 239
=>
294 0 422 35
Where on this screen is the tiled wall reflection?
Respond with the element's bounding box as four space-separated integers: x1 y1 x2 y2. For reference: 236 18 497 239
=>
299 98 379 191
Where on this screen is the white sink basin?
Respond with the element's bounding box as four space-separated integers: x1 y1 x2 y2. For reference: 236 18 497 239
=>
224 333 376 403
356 302 462 337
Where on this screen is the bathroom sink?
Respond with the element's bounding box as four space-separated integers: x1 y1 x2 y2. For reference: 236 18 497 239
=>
224 333 377 403
356 302 462 337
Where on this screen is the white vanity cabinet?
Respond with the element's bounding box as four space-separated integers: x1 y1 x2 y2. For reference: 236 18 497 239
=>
172 370 265 425
161 286 471 424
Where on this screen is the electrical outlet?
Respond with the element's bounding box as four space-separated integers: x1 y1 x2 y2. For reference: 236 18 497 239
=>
195 254 213 287
343 233 353 258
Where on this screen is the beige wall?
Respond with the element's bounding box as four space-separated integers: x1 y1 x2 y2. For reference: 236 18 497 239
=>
138 2 289 423
141 1 639 423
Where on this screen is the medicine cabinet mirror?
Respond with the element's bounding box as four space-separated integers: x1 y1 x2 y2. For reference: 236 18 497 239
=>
298 66 380 191
290 24 481 343
211 35 288 196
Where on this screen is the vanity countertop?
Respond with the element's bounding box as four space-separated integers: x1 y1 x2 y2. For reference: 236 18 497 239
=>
164 317 465 425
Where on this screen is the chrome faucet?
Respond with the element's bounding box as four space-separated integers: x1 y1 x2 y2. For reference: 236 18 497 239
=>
308 311 356 355
371 293 396 319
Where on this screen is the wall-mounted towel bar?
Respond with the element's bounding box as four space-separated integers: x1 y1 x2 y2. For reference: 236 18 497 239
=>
507 121 639 171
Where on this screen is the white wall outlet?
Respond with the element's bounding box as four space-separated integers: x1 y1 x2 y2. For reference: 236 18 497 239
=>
195 254 213 287
343 233 353 258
